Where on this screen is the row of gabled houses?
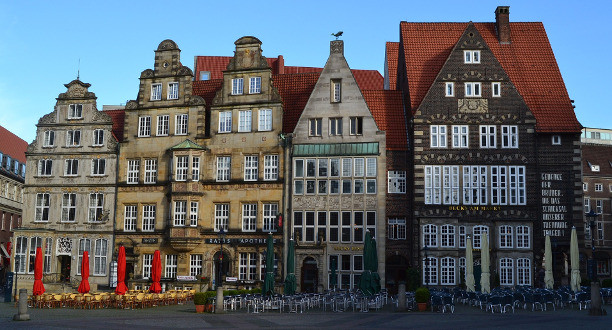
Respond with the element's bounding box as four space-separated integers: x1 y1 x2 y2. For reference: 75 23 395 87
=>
11 6 585 294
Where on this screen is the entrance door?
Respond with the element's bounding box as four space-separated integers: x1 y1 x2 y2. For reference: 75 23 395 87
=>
385 255 408 294
301 257 318 293
59 256 71 282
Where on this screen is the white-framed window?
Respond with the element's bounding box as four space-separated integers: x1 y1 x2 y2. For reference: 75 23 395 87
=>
244 155 258 181
508 166 526 205
472 225 488 249
64 159 79 176
14 236 27 273
239 252 257 280
157 115 169 136
430 125 447 148
190 201 198 227
175 114 188 135
27 237 43 274
199 71 210 81
165 255 177 278
388 170 406 194
168 82 179 100
35 193 50 222
350 117 363 135
61 193 76 222
500 258 514 286
175 156 188 181
249 77 261 94
465 82 481 97
38 159 53 176
598 221 604 240
264 155 278 181
331 79 341 102
191 157 200 181
43 237 52 274
452 125 468 148
595 183 603 192
499 225 513 248
491 166 507 205
238 110 252 132
124 205 136 232
232 78 244 95
501 125 518 148
424 166 441 204
127 159 140 184
258 109 272 131
423 224 437 247
479 125 496 148
142 204 156 231
43 130 55 147
88 193 104 222
309 118 322 136
69 104 83 119
94 238 108 276
423 257 438 285
138 116 151 137
142 254 153 278
214 204 229 232
459 226 466 248
93 129 104 146
173 201 186 226
591 165 600 172
144 159 157 184
464 50 480 64
263 203 278 232
492 82 501 97
366 158 376 177
441 224 455 247
442 165 460 205
66 130 81 147
517 258 531 285
440 257 456 285
216 156 230 182
91 158 106 176
329 117 343 136
596 199 603 214
354 158 365 177
151 83 162 101
552 135 561 145
242 203 257 232
445 82 454 97
584 197 590 213
219 111 232 133
77 238 91 275
388 218 406 240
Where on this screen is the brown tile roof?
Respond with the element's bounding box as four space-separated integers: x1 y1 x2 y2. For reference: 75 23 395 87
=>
582 144 612 176
385 42 399 90
0 125 27 163
103 110 125 142
399 22 581 133
362 90 407 150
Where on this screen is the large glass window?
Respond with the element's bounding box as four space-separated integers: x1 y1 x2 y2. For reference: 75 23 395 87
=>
309 118 322 136
94 239 108 276
144 159 157 184
423 257 438 285
151 84 162 100
238 110 252 132
77 238 91 275
165 255 177 278
264 155 278 181
430 125 447 148
157 115 169 136
499 225 513 248
173 201 186 226
138 116 151 137
143 254 153 278
258 109 272 131
232 78 244 95
127 160 140 184
263 203 278 232
124 205 136 232
35 193 50 222
64 159 79 176
244 155 258 181
143 205 156 231
249 77 261 94
242 204 257 232
219 111 232 133
479 125 496 148
473 225 489 249
175 156 188 181
175 114 188 135
214 204 229 232
190 202 198 227
68 104 83 118
500 258 514 286
517 258 531 286
61 193 76 222
216 156 230 182
423 224 437 247
15 236 27 273
38 159 53 176
66 130 81 147
440 257 456 285
501 125 518 148
91 158 106 176
441 225 455 247
93 129 104 146
190 255 203 277
168 82 179 100
516 226 530 248
88 193 104 222
388 218 406 240
452 125 468 148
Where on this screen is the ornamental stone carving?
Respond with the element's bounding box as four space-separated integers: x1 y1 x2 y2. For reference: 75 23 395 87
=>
177 65 193 76
38 111 57 125
140 69 154 78
126 100 138 109
56 238 73 255
157 39 179 51
330 40 344 54
188 95 205 106
458 98 488 114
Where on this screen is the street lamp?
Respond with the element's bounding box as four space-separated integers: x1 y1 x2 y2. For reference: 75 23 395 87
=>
585 209 604 316
217 228 226 290
423 244 429 288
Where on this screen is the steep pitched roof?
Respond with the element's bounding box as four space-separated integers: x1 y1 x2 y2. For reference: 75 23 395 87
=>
399 22 581 133
103 109 125 142
192 79 223 106
352 70 384 90
385 42 399 90
582 144 612 176
272 73 320 133
362 90 407 150
0 125 28 163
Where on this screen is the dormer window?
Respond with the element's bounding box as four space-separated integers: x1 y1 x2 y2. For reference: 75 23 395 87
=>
69 104 83 119
464 50 480 64
151 84 162 101
465 83 481 97
232 78 244 95
168 82 179 100
331 79 341 103
199 71 210 81
552 135 561 145
249 77 261 94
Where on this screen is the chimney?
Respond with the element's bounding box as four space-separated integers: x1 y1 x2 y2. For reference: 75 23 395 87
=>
495 6 511 44
276 55 284 75
330 40 344 55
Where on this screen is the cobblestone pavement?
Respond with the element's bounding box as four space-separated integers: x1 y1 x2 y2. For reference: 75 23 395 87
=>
0 300 610 329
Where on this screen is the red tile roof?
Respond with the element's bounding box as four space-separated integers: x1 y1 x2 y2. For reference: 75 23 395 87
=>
272 73 320 133
399 22 581 133
0 125 27 163
192 79 223 107
385 42 399 90
362 90 407 150
103 110 125 142
582 144 612 176
352 70 384 90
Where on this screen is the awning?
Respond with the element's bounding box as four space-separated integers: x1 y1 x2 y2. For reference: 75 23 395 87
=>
293 142 379 157
0 244 9 258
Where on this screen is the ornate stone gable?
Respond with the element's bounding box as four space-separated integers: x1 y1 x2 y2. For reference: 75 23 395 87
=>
57 80 96 100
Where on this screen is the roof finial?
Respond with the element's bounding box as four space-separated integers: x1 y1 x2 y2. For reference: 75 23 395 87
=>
77 58 80 80
331 31 343 40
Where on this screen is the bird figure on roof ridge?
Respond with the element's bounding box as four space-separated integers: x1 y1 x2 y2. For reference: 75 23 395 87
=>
332 31 343 40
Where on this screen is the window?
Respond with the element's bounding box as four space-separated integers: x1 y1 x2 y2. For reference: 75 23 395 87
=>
591 165 600 172
491 166 507 205
157 115 169 136
64 159 79 176
239 253 257 280
492 82 501 97
388 171 407 193
124 205 136 232
242 204 257 232
263 203 278 232
479 125 496 148
165 255 177 278
35 193 50 222
249 77 261 94
473 225 488 249
27 237 43 274
88 193 104 222
305 211 316 242
423 224 437 247
143 205 156 231
199 71 210 81
61 193 76 222
214 204 229 232
350 117 363 135
138 116 151 137
77 238 91 275
354 158 365 177
441 225 455 247
151 84 162 100
388 219 406 240
331 79 341 102
499 225 513 248
452 125 468 148
465 82 481 97
430 125 447 148
501 126 518 148
127 160 140 184
464 50 480 63
232 78 244 95
144 159 157 184
236 110 253 132
552 135 561 145
459 226 466 248
329 117 343 136
219 111 232 133
423 257 438 285
596 199 603 214
595 184 603 192
38 159 52 176
424 166 441 204
508 166 526 205
168 82 179 100
44 238 52 274
93 129 104 146
91 158 106 176
216 156 231 182
43 130 55 147
584 198 590 213
328 212 340 242
597 221 604 240
175 114 188 135
174 201 186 226
15 237 27 273
66 130 81 147
142 254 153 278
353 211 364 243
440 257 456 285
264 155 278 181
69 104 83 119
244 155 258 181
309 118 322 136
175 156 188 181
258 109 272 131
191 157 200 182
94 239 107 275
517 258 531 285
445 82 454 97
442 166 460 205
190 202 198 227
500 258 514 286
293 211 303 242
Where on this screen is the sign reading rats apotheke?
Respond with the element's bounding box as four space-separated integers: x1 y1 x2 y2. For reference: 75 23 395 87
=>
205 237 281 245
541 173 570 237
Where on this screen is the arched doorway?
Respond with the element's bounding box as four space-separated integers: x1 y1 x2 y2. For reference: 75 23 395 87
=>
213 251 231 287
301 257 318 293
385 255 408 294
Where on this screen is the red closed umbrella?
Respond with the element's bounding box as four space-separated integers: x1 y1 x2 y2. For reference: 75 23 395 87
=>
32 247 45 295
115 246 128 295
78 251 90 293
149 250 162 293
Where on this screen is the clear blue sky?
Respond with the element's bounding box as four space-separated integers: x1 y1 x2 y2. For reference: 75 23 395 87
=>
1 0 608 143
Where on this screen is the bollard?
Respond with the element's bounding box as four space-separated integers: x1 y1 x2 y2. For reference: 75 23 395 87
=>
215 285 224 314
13 289 30 321
589 281 606 316
398 283 406 311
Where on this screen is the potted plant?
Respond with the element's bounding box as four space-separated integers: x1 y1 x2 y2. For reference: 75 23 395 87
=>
194 292 207 313
203 291 217 312
415 287 430 312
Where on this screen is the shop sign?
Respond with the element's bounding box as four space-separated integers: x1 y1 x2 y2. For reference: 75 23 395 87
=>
226 277 238 282
205 238 281 245
331 245 363 251
142 238 158 244
177 275 196 281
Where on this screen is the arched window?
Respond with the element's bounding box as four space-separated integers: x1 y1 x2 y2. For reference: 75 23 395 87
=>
516 226 530 248
472 225 489 249
423 256 438 285
499 257 514 286
499 225 513 248
94 238 108 275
